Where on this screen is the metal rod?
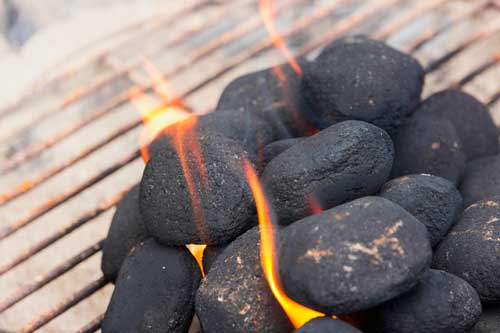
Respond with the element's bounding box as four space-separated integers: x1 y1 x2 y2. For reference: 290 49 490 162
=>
0 240 103 312
0 0 293 173
18 276 108 333
74 313 104 333
0 190 127 275
457 53 500 87
0 150 139 240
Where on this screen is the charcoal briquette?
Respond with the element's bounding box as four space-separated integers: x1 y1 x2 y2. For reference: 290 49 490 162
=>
101 185 148 281
102 239 201 333
262 120 394 224
417 89 498 160
201 244 227 274
216 61 314 138
471 305 500 333
391 113 466 185
460 155 500 207
433 197 500 303
140 130 255 246
262 137 303 168
196 227 292 333
295 317 362 333
367 269 482 333
379 174 463 246
301 35 424 135
279 196 432 314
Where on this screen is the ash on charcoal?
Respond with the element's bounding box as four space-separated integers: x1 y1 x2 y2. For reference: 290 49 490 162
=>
196 227 292 333
279 196 431 314
201 244 227 274
417 89 498 160
302 35 423 135
379 174 463 247
295 317 361 333
261 137 303 168
216 60 314 138
101 185 148 281
367 269 481 333
140 129 255 245
391 113 466 185
262 120 394 224
460 155 500 207
471 305 500 333
433 197 500 303
102 239 201 333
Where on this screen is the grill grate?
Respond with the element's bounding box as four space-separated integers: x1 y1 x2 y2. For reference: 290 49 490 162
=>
0 0 499 331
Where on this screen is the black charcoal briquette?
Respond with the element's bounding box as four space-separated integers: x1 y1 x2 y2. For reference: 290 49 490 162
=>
196 227 292 333
367 269 482 333
391 113 466 185
302 35 424 135
262 137 303 168
216 61 314 138
140 130 255 245
460 155 500 207
295 317 362 333
102 239 201 333
471 305 500 333
433 197 500 303
417 89 498 160
262 120 394 224
201 244 227 274
379 174 463 246
279 196 432 314
101 185 148 281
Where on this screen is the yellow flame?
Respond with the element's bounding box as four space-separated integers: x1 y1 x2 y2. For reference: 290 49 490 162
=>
186 244 207 277
259 0 302 75
242 158 324 328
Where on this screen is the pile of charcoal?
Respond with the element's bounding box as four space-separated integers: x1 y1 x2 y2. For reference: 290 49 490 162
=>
100 35 500 333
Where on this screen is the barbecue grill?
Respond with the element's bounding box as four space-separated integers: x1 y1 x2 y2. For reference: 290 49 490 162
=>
0 0 499 331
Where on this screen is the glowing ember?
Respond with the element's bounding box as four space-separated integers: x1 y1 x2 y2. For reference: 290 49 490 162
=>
186 244 207 277
242 158 324 328
259 0 302 75
307 195 323 215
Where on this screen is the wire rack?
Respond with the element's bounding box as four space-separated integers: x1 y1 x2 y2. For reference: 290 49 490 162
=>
0 0 499 331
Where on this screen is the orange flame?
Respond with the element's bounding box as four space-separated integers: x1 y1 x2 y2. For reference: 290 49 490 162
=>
307 195 323 215
133 58 209 258
186 244 207 277
242 158 324 328
259 0 302 75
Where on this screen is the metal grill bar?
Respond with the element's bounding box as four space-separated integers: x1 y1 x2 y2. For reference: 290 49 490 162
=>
74 314 104 333
18 276 108 333
0 0 292 176
0 240 103 312
458 53 500 86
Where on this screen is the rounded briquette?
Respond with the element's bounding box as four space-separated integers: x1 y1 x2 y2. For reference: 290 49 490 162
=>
379 174 463 246
101 184 148 282
262 120 394 225
368 269 482 333
433 197 500 303
216 60 314 138
295 317 362 333
102 239 201 333
460 155 500 207
391 113 466 185
279 196 432 315
201 244 227 274
417 89 498 160
140 129 255 246
196 227 292 333
471 305 500 333
301 35 424 135
261 137 303 168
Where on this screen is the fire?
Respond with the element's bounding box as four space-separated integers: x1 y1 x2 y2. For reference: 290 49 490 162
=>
132 58 209 266
186 244 207 277
259 0 302 75
242 158 324 328
307 195 323 215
